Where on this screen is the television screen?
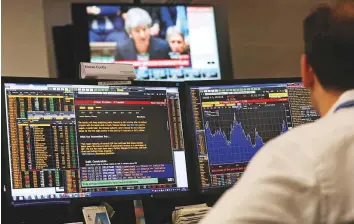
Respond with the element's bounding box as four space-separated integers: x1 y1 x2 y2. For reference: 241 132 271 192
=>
85 5 221 81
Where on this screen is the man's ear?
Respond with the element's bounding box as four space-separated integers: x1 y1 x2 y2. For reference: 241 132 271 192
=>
301 54 315 88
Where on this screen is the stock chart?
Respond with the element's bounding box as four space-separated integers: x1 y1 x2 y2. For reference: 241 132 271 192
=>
190 82 320 190
204 107 288 165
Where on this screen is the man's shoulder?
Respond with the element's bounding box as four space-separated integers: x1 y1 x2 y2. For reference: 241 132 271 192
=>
244 110 354 182
284 110 353 140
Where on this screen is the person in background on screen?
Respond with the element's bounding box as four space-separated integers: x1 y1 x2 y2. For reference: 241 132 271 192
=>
120 6 162 37
200 1 354 223
143 7 161 37
166 26 189 54
115 8 170 60
160 6 189 41
87 6 114 42
87 5 128 44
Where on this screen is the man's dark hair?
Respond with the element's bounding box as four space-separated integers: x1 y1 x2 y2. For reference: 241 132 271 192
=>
304 1 354 91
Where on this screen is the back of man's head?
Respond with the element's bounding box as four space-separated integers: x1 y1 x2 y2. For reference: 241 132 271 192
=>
304 1 354 92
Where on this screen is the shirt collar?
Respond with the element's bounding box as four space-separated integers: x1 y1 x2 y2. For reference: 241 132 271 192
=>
327 89 354 115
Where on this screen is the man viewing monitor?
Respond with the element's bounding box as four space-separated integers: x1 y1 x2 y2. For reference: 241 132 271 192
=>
82 4 221 81
187 80 320 192
3 79 188 202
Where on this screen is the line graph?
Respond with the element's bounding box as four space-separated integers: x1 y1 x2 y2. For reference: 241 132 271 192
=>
203 103 289 165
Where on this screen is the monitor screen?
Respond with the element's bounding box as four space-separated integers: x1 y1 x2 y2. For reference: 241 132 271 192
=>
188 82 320 192
85 5 221 81
3 82 188 202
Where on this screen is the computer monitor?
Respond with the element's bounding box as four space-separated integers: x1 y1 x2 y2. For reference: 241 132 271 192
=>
186 78 320 193
2 78 188 203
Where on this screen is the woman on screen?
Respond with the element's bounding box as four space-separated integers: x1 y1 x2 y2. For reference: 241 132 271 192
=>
115 8 170 61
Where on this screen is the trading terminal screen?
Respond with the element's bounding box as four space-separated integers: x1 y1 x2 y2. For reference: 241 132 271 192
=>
4 83 188 202
189 82 320 191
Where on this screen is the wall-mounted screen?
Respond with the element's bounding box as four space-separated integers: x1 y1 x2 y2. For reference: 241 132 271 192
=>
83 5 221 81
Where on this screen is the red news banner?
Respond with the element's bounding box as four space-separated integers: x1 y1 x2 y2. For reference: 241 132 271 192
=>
116 56 190 68
210 166 246 174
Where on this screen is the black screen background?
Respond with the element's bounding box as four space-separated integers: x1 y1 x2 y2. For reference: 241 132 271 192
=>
75 103 173 166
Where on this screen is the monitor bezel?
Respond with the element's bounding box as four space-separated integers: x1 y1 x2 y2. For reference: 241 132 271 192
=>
1 77 193 205
70 3 234 81
184 77 302 195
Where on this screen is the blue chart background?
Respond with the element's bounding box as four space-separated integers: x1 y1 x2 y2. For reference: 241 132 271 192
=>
203 104 288 165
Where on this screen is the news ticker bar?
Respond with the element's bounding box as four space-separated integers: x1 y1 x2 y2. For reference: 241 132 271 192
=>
117 59 190 68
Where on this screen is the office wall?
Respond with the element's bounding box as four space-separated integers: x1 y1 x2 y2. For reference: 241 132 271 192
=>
2 0 330 78
226 0 329 78
1 0 49 77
